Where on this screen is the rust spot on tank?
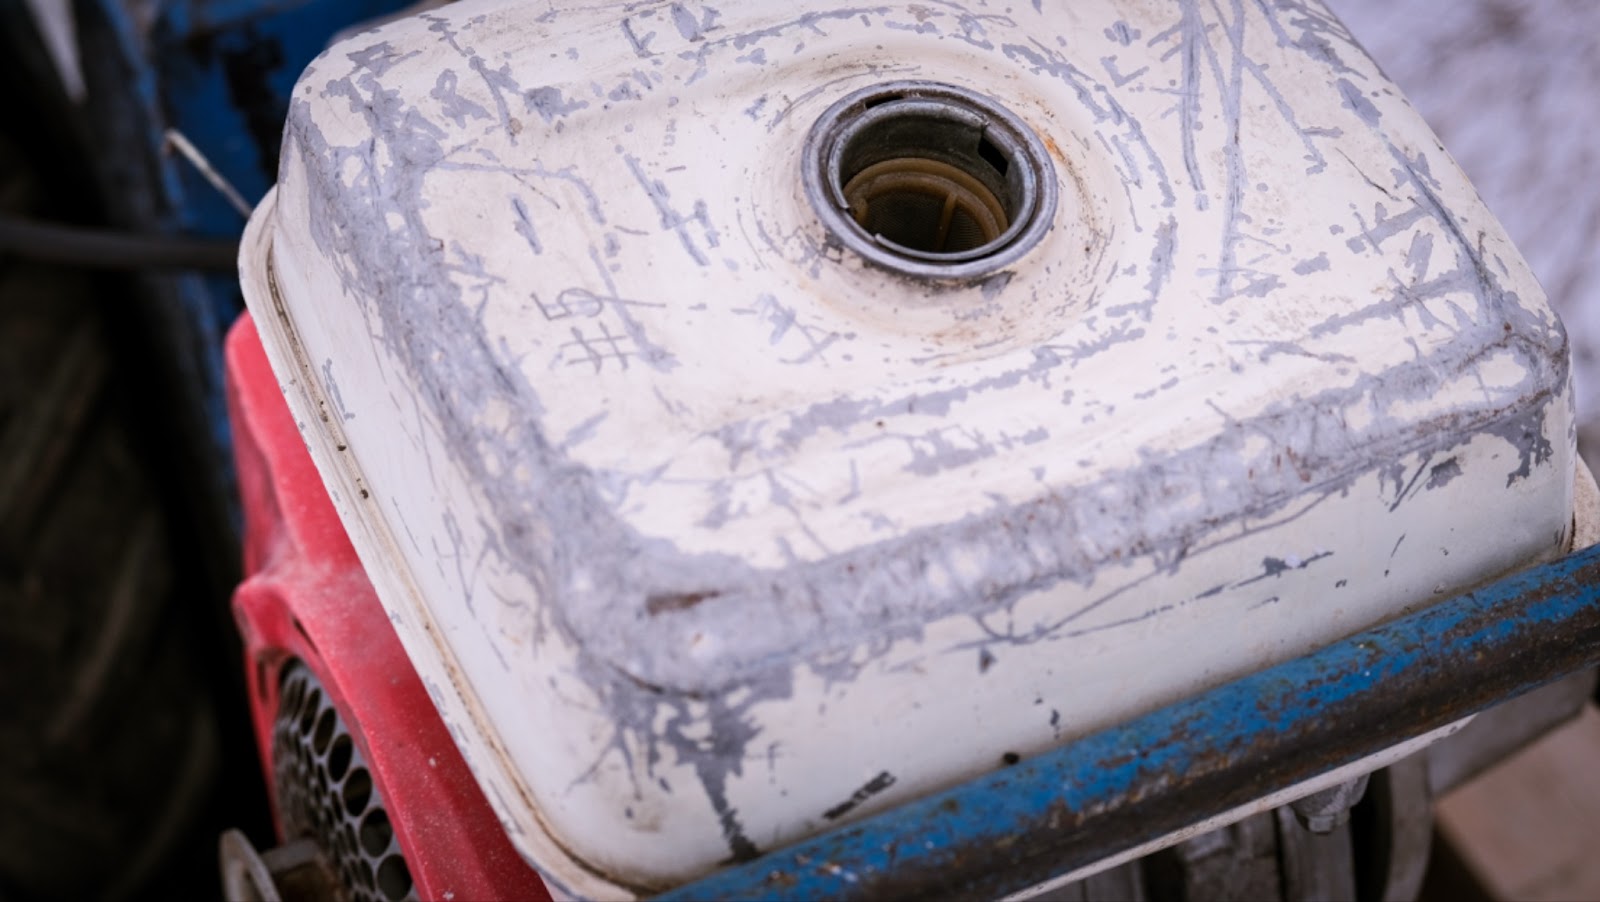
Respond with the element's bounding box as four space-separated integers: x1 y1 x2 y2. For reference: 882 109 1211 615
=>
1040 131 1066 164
646 589 723 616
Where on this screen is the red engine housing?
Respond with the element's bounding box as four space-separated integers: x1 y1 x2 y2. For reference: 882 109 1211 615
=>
225 313 552 900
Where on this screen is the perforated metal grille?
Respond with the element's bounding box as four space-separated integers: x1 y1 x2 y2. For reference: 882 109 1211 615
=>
274 663 417 902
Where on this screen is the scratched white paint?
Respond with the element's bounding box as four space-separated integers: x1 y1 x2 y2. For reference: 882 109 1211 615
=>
1331 0 1600 456
241 0 1576 895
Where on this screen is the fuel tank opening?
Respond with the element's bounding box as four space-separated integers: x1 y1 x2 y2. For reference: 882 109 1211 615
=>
804 81 1057 279
843 157 1007 254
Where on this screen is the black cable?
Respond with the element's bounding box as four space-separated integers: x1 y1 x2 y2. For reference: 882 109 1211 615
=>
0 213 239 271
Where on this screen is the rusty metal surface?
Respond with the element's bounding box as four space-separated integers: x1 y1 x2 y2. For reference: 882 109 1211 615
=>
1426 667 1598 795
658 543 1600 901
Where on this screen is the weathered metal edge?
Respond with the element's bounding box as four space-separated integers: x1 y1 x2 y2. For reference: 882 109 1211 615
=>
657 538 1600 901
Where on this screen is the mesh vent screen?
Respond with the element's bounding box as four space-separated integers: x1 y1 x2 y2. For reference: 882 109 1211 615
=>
274 663 417 902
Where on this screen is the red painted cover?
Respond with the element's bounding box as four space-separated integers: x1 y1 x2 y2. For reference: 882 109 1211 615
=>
226 313 552 901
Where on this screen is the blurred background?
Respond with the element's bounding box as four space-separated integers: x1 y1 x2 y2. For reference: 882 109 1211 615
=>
0 0 1596 899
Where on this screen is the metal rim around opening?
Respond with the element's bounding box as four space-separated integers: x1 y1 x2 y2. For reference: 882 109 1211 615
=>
802 81 1058 280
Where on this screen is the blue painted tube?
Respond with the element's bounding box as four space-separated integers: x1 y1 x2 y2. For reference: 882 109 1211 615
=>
658 542 1600 901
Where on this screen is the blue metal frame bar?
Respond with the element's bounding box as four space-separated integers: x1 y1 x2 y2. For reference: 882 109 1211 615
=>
660 543 1600 901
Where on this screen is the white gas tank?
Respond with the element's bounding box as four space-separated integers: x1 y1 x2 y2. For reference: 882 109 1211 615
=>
239 1 1575 895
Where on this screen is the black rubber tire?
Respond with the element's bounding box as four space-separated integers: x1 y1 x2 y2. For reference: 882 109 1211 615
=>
0 134 220 900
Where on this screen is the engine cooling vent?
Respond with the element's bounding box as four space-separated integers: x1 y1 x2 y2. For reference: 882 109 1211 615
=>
274 662 417 902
